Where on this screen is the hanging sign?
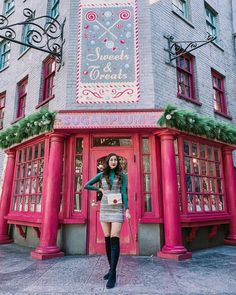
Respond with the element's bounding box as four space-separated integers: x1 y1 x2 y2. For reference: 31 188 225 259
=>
76 0 140 103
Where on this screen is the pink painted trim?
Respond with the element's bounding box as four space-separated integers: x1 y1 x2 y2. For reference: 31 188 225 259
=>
214 110 232 120
157 251 192 260
59 218 86 224
36 95 55 109
0 150 16 243
76 0 140 104
31 250 64 260
212 70 228 114
58 108 164 114
177 94 202 106
6 216 42 226
139 217 163 224
11 114 25 124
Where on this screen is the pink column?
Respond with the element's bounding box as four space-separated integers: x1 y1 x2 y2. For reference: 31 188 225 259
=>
157 130 192 260
223 147 236 245
31 134 65 260
0 150 15 244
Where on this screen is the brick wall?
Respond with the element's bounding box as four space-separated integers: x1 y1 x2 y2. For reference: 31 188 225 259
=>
150 0 236 123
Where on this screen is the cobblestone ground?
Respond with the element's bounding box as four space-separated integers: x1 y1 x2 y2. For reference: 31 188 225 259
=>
0 244 236 295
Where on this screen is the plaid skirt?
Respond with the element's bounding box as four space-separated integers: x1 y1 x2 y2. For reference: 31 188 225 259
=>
100 193 124 223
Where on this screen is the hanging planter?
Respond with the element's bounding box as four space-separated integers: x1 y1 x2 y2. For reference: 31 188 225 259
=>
157 105 236 145
0 110 56 149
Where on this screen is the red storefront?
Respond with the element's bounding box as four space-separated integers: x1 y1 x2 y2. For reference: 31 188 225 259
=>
0 109 236 260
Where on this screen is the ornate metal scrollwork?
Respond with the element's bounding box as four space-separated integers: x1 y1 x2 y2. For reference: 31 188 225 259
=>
165 34 216 62
0 8 65 65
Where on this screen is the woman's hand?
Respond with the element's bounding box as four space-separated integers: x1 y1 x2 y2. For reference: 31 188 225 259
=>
125 209 131 220
98 188 104 194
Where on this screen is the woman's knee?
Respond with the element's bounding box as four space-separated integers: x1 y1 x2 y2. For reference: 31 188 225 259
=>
101 222 111 236
111 223 122 237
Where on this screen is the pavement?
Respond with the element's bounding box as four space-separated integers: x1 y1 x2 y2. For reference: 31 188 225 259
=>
0 244 236 295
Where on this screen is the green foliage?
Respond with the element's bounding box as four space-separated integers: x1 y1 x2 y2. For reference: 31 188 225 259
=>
157 105 236 145
0 110 56 149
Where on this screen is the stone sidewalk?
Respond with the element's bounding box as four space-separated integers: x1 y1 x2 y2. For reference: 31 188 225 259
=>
0 244 236 295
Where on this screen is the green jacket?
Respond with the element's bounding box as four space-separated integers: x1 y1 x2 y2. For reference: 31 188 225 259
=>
84 170 128 209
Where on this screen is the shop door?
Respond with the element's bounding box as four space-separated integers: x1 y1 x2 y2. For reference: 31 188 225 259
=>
88 149 137 255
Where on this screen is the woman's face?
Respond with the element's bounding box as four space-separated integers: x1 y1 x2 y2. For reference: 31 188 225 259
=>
108 155 118 169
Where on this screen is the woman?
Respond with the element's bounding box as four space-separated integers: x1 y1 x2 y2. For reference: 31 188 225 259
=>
84 153 131 289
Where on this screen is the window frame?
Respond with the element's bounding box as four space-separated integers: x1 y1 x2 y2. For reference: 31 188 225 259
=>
176 54 195 101
20 23 31 54
0 40 11 70
60 135 88 223
0 91 6 130
10 138 47 217
139 134 161 222
3 0 15 16
48 0 60 18
141 136 153 215
205 3 218 41
212 70 227 115
16 77 28 120
176 136 227 216
172 0 189 19
38 56 56 106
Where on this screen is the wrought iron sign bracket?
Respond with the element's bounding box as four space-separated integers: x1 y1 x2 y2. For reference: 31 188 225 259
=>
0 8 66 68
164 34 216 63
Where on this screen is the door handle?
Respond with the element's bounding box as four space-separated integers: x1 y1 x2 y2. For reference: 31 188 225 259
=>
91 200 98 207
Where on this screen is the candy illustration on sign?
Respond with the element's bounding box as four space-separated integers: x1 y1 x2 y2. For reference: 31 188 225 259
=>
76 0 140 104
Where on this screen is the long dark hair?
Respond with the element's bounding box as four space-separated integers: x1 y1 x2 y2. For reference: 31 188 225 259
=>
103 153 123 189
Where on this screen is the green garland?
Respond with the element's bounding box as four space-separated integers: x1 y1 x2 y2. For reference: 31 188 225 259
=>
0 110 56 149
157 105 236 145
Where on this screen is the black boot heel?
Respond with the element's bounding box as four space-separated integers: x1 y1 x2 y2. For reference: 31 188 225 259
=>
103 271 110 280
106 271 116 289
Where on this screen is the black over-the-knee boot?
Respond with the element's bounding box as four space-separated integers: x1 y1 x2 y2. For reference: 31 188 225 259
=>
106 237 120 289
104 236 111 280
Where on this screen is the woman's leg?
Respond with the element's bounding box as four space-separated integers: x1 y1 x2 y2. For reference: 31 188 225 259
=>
100 222 111 237
101 222 112 279
110 222 122 238
106 222 123 289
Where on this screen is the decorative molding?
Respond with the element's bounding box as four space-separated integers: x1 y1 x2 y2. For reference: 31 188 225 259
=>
208 225 219 239
54 110 163 129
16 225 27 239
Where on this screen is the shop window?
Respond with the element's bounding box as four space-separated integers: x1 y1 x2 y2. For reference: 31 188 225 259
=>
47 0 60 18
205 3 218 41
0 40 10 70
172 0 189 19
176 54 195 101
0 92 6 129
141 137 152 212
74 138 83 212
212 71 227 115
182 140 225 213
93 137 132 147
12 141 45 213
16 77 28 119
3 0 15 16
41 56 56 104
